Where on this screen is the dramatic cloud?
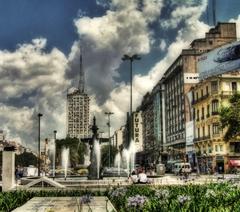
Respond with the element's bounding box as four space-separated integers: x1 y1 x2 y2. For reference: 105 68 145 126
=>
0 38 69 150
89 0 209 132
1 0 235 150
69 0 164 104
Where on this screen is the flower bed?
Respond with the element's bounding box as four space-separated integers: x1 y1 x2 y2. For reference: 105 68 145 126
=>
108 183 240 211
1 183 240 211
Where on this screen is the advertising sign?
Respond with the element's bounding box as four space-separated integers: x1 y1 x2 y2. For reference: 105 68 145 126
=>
198 41 240 80
185 121 194 145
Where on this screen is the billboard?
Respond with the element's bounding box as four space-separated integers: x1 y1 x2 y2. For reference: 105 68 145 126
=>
198 41 240 80
185 121 194 145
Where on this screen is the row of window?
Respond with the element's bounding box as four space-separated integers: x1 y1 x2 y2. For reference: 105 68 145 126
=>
201 144 223 154
196 123 220 138
194 81 238 101
195 99 219 120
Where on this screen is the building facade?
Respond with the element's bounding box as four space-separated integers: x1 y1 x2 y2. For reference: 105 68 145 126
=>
139 92 155 164
161 22 236 162
193 73 240 173
67 89 90 139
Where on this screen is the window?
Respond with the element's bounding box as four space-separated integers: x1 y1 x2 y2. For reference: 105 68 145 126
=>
197 109 199 120
208 145 212 153
206 86 209 95
215 145 218 152
220 145 223 151
213 123 220 135
232 82 237 93
196 92 199 100
211 81 218 92
201 89 203 97
202 126 205 137
212 99 219 113
197 128 200 138
201 107 204 119
208 125 211 136
207 105 210 117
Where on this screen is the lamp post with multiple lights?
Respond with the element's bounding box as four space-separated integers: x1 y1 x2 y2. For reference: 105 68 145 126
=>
121 54 141 144
105 112 114 167
37 113 43 176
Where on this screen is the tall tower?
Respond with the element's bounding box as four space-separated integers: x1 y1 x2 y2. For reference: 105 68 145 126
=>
67 53 90 139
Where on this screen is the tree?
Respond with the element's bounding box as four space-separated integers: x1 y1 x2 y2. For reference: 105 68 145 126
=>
56 137 87 167
220 93 240 141
101 145 118 167
15 152 38 167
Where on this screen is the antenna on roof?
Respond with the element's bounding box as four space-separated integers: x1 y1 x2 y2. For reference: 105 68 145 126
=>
78 48 85 93
212 0 216 26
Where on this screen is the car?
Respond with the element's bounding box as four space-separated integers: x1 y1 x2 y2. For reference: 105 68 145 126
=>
173 163 192 175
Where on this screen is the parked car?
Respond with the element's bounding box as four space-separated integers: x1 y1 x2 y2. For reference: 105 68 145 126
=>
173 163 192 175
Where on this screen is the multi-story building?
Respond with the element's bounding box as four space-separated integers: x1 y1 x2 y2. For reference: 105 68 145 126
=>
139 92 155 164
67 90 90 138
161 22 236 162
67 55 90 139
193 72 240 173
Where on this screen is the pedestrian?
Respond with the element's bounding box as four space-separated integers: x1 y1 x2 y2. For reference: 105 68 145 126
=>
130 171 139 184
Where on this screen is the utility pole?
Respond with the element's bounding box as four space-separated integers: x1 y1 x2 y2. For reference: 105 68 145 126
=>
105 112 114 167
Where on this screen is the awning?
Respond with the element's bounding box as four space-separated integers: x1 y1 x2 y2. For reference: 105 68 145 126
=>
229 160 240 167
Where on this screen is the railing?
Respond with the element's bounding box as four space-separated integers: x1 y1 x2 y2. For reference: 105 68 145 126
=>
221 91 233 96
192 94 210 105
193 135 210 142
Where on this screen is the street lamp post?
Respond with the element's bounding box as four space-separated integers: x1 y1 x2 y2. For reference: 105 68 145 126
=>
53 130 57 179
38 113 43 177
105 112 114 167
122 54 141 144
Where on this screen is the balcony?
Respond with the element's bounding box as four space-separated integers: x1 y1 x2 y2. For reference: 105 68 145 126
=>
192 94 209 105
193 135 210 142
221 91 233 97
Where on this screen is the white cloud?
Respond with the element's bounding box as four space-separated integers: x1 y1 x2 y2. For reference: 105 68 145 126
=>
0 38 69 150
88 0 209 132
159 39 167 51
161 0 207 29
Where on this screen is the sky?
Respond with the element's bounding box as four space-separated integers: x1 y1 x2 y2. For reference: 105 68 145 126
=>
1 0 240 151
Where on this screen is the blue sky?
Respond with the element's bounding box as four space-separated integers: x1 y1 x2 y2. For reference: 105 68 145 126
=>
0 0 240 80
1 0 240 150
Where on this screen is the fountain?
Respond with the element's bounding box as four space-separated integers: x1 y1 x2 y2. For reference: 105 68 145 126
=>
129 140 136 173
121 140 136 176
48 138 56 178
61 147 69 180
88 116 101 180
114 152 121 177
